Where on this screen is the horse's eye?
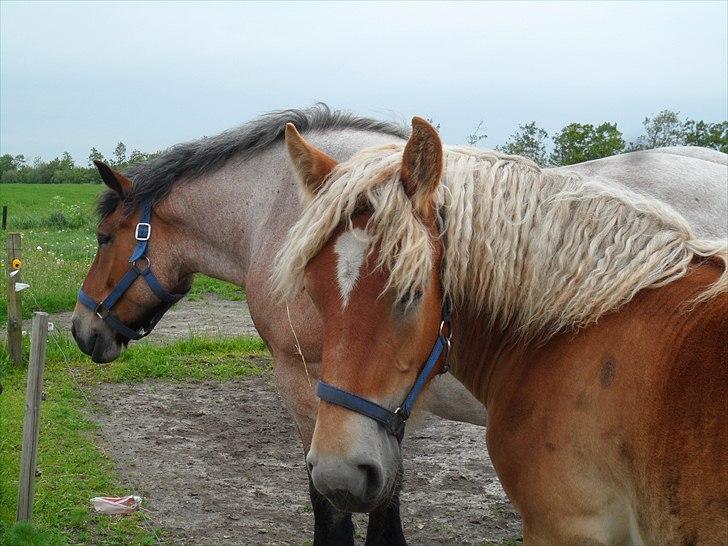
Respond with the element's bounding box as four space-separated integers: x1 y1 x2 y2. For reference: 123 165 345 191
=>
398 289 423 310
97 233 112 245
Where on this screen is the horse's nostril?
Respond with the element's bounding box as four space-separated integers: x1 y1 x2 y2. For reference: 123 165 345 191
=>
307 461 314 475
358 463 383 496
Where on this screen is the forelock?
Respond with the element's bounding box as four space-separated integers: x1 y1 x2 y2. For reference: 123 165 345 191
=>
96 190 121 219
272 143 435 307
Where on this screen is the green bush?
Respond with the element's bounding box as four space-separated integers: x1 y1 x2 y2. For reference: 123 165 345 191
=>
11 196 93 230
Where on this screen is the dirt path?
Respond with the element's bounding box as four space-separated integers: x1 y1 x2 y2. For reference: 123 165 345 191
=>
23 294 258 340
93 373 522 545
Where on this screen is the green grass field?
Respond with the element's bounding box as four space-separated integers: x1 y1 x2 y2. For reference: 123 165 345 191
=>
0 184 244 323
0 184 101 230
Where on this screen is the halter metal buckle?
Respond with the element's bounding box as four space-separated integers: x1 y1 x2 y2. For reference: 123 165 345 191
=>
135 222 151 241
392 406 408 437
95 303 110 320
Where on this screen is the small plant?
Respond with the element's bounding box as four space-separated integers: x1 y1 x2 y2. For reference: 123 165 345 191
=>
467 121 488 147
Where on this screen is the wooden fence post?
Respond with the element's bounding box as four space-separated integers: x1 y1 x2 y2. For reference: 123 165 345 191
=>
6 232 23 365
16 312 49 523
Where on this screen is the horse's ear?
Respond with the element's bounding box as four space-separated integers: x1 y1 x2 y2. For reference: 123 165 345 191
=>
285 123 338 200
401 117 443 216
94 160 132 198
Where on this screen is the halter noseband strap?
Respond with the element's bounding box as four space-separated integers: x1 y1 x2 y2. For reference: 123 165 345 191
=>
316 296 453 442
78 199 187 341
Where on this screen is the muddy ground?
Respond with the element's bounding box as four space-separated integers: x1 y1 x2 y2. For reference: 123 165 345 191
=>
93 374 521 545
43 296 522 544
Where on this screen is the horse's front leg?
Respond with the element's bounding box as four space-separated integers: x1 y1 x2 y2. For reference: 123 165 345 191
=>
271 354 356 545
308 469 408 546
364 486 407 546
307 470 355 545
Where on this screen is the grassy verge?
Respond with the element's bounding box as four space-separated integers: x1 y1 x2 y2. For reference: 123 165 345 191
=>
1 184 244 323
0 333 269 545
186 275 245 303
0 184 102 231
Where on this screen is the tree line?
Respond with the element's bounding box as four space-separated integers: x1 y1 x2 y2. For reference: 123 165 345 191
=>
489 110 726 166
0 142 161 184
1 109 726 184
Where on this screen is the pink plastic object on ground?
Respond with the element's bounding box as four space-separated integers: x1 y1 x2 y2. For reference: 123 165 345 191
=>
90 495 142 515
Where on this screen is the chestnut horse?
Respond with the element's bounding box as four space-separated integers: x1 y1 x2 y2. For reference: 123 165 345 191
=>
273 118 727 544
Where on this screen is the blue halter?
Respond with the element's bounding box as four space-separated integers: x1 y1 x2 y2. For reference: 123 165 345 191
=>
316 296 452 442
77 199 187 341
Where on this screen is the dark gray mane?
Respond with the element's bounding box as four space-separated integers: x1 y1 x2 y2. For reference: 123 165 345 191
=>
97 103 408 217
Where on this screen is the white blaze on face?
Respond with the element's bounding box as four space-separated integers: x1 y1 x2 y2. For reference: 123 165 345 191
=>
334 228 370 307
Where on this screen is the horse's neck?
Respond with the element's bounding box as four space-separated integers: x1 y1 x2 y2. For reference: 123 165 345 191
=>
157 145 296 286
448 312 521 406
157 129 407 289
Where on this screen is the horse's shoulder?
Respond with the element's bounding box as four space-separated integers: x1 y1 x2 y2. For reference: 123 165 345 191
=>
639 259 727 318
651 261 727 382
596 260 727 376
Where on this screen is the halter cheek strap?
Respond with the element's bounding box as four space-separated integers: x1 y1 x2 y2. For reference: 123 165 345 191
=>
316 296 452 442
78 199 187 341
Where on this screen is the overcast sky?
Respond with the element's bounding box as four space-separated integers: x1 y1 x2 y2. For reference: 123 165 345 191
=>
1 1 726 162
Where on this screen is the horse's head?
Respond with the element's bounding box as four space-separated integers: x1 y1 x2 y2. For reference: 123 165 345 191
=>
71 162 191 363
277 118 447 512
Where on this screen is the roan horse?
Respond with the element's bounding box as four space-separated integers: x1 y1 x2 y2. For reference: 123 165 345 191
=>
71 105 727 544
273 117 727 545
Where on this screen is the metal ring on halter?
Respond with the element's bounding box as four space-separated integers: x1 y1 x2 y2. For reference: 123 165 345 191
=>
440 337 452 374
132 256 151 273
438 319 452 340
439 319 452 373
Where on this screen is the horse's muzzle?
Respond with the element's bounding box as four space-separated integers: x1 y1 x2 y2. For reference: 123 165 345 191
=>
71 311 123 363
307 450 386 512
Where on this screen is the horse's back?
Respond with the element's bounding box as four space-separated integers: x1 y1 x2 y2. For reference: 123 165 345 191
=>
551 147 728 240
643 145 728 165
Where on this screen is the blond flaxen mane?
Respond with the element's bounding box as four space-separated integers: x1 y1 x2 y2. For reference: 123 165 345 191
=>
273 144 727 341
